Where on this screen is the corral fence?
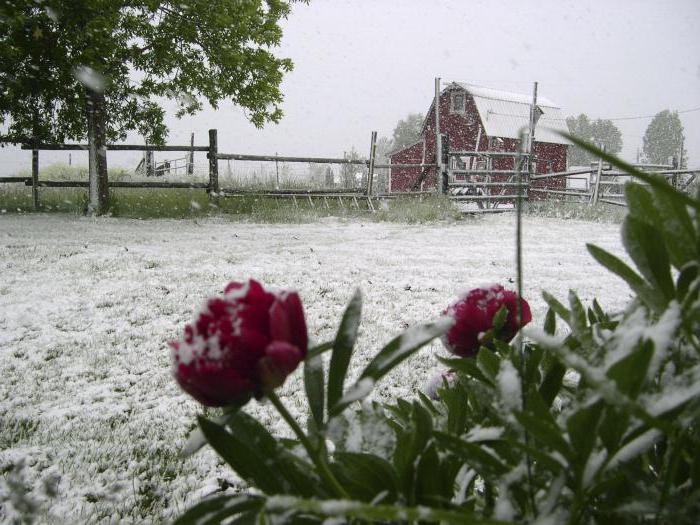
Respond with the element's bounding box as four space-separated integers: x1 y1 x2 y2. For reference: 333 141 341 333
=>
1 128 697 214
528 160 699 207
0 129 429 213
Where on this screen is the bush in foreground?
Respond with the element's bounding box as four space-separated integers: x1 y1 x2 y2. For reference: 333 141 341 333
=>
172 146 700 523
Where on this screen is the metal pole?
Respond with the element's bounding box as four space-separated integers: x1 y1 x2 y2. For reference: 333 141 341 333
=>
434 77 442 194
366 131 377 196
527 82 538 177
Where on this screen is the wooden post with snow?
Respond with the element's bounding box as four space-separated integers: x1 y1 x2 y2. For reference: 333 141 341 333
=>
208 129 219 196
366 130 377 196
592 146 605 205
187 132 195 175
434 77 443 195
31 146 39 211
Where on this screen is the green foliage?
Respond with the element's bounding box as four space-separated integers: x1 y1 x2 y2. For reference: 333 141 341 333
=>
642 110 686 167
0 0 305 144
566 114 623 165
176 140 700 524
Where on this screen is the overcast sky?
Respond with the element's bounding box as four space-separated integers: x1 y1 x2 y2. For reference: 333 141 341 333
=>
2 0 699 174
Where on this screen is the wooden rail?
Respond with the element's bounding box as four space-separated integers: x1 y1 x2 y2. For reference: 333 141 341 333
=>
216 153 368 165
27 180 209 189
20 143 209 152
0 177 32 183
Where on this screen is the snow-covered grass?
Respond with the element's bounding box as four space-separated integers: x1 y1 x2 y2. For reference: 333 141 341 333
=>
0 213 631 523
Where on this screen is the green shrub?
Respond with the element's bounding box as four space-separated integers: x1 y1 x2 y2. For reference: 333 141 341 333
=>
174 142 700 524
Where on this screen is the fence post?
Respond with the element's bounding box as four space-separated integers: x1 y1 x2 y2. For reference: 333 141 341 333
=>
592 149 604 205
145 150 154 177
434 77 442 195
366 131 377 196
32 147 39 211
208 129 219 196
188 132 195 175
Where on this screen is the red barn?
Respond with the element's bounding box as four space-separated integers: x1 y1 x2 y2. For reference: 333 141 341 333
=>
389 82 571 197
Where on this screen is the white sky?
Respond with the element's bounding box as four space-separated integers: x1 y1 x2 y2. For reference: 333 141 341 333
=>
1 0 699 174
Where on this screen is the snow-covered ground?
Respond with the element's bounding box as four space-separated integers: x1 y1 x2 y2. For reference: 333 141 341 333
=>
0 213 631 523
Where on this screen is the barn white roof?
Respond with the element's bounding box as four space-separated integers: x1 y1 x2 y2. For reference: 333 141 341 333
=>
450 82 572 145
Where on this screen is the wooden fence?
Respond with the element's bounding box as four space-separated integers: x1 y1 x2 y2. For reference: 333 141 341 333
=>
1 130 696 213
0 129 436 212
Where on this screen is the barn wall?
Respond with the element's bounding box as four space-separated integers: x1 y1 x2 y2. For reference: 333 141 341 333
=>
389 141 424 192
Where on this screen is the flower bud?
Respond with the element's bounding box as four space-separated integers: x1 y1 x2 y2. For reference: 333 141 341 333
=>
170 280 308 406
442 284 531 357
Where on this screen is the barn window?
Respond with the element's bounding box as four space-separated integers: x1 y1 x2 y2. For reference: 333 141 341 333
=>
451 93 465 113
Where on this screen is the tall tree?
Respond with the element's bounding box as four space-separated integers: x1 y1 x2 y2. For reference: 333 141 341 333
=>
642 110 686 166
0 1 305 212
392 113 424 151
566 114 622 165
590 119 622 156
565 114 593 165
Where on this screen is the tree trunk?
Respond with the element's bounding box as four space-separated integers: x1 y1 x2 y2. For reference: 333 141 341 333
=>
86 91 109 215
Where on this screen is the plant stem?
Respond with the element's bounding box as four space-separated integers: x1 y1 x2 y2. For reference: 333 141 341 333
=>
266 389 349 499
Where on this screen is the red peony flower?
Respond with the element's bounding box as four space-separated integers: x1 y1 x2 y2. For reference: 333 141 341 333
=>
170 279 308 407
442 284 531 358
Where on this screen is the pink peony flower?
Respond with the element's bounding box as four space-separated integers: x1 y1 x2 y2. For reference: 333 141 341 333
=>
170 279 308 406
442 284 531 357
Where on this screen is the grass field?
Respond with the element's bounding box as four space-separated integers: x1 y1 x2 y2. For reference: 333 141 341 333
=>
0 212 632 523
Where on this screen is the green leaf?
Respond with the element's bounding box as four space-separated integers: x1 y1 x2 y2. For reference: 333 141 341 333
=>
592 299 607 323
438 356 491 385
515 411 572 460
304 351 325 428
174 495 264 525
361 318 453 382
331 318 452 417
417 391 441 416
622 216 675 303
331 452 399 502
476 347 500 381
198 416 285 494
415 443 452 504
392 407 432 504
677 262 699 300
587 243 662 311
539 361 566 407
651 184 700 269
491 304 509 332
226 412 321 497
434 432 509 479
327 289 363 415
263 495 509 524
566 401 604 467
606 340 654 399
307 341 334 360
440 378 469 435
544 307 556 335
598 407 630 453
569 290 593 349
625 182 661 226
524 344 544 385
542 291 571 324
